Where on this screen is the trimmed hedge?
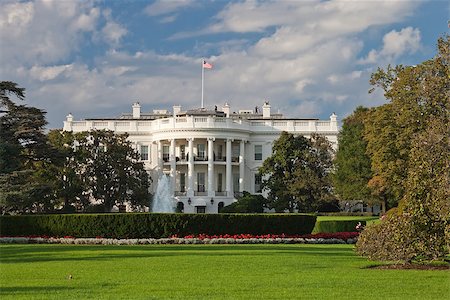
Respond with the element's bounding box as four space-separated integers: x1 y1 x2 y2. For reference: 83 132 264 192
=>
0 213 316 238
312 220 366 233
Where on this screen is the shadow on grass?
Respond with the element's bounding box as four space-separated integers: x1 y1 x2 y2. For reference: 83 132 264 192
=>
0 286 76 295
0 244 356 264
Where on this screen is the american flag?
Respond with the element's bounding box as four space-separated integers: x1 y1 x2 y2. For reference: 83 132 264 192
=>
203 60 213 69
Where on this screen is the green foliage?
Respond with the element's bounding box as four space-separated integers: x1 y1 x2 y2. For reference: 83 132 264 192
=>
0 81 57 214
333 106 374 205
259 131 334 212
75 130 151 212
312 220 366 233
0 213 316 238
220 192 267 213
357 36 450 262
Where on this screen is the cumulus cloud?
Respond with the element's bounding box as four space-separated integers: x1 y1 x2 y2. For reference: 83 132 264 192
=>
360 27 422 64
0 0 426 129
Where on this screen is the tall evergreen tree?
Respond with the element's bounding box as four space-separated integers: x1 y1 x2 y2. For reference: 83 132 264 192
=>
0 81 55 214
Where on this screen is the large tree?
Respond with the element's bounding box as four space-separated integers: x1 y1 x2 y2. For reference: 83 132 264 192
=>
356 36 450 262
259 132 334 212
0 81 56 214
364 35 449 206
76 130 151 212
39 130 89 212
332 106 376 209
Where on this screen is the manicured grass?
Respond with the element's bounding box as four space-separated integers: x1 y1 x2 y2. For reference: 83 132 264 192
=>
1 244 447 299
317 215 380 224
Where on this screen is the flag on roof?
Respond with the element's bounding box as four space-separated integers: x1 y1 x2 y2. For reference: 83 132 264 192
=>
203 60 213 69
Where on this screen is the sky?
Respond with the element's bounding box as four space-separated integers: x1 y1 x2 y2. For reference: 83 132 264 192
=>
1 0 449 129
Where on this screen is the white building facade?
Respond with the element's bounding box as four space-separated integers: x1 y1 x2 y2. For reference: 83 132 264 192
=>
64 102 338 213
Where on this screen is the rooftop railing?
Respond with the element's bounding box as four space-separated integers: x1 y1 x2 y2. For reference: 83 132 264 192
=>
65 116 337 133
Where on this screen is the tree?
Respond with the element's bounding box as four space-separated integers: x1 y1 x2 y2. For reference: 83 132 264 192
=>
41 130 89 212
332 106 376 209
0 81 56 214
259 131 334 212
76 130 151 212
364 35 449 206
356 36 450 262
220 192 266 213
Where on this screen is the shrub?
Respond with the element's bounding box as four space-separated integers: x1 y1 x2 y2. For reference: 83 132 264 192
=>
0 213 316 238
312 220 366 233
356 208 449 262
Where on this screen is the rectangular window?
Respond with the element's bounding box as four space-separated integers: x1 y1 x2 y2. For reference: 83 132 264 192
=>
140 145 149 161
232 144 239 161
233 173 239 192
196 206 206 213
217 145 223 159
217 173 223 192
180 145 186 160
197 144 205 160
254 145 262 161
255 173 262 193
180 173 186 192
197 172 205 192
163 145 169 162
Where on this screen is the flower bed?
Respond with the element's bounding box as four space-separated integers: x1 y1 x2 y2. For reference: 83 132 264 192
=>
0 232 359 245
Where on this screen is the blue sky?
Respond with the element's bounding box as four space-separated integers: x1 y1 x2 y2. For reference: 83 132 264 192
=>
1 0 448 128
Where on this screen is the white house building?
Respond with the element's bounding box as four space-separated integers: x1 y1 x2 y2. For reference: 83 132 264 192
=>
63 102 339 213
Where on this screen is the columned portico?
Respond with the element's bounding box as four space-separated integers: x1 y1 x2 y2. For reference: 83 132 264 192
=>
64 102 339 213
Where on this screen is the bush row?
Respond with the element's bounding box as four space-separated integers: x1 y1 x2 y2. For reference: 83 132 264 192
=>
0 213 316 238
312 220 366 233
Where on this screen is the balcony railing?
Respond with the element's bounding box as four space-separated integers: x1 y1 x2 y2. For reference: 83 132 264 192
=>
215 191 227 196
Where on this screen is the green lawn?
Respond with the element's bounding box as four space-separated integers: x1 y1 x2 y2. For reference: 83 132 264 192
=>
316 215 380 225
1 244 448 299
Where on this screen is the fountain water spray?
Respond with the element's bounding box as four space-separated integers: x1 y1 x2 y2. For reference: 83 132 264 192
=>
152 175 175 213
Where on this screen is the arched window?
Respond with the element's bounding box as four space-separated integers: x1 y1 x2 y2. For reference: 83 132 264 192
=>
176 201 184 213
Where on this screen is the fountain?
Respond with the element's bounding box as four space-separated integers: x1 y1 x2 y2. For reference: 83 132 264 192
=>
152 175 175 213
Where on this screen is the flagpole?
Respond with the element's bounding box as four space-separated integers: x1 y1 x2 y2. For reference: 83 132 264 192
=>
201 59 204 109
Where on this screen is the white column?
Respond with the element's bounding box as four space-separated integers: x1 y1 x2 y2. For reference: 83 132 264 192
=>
170 139 176 194
187 138 194 197
239 140 245 193
226 139 232 197
208 138 214 197
157 140 163 177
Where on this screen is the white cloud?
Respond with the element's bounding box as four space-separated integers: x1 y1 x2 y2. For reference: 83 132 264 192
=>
144 0 195 17
0 0 427 129
27 64 73 81
360 27 422 64
102 21 127 46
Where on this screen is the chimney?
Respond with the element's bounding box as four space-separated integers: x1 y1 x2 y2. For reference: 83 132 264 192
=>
330 112 338 131
262 101 271 118
132 102 141 118
173 105 181 117
63 113 74 131
223 102 230 118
